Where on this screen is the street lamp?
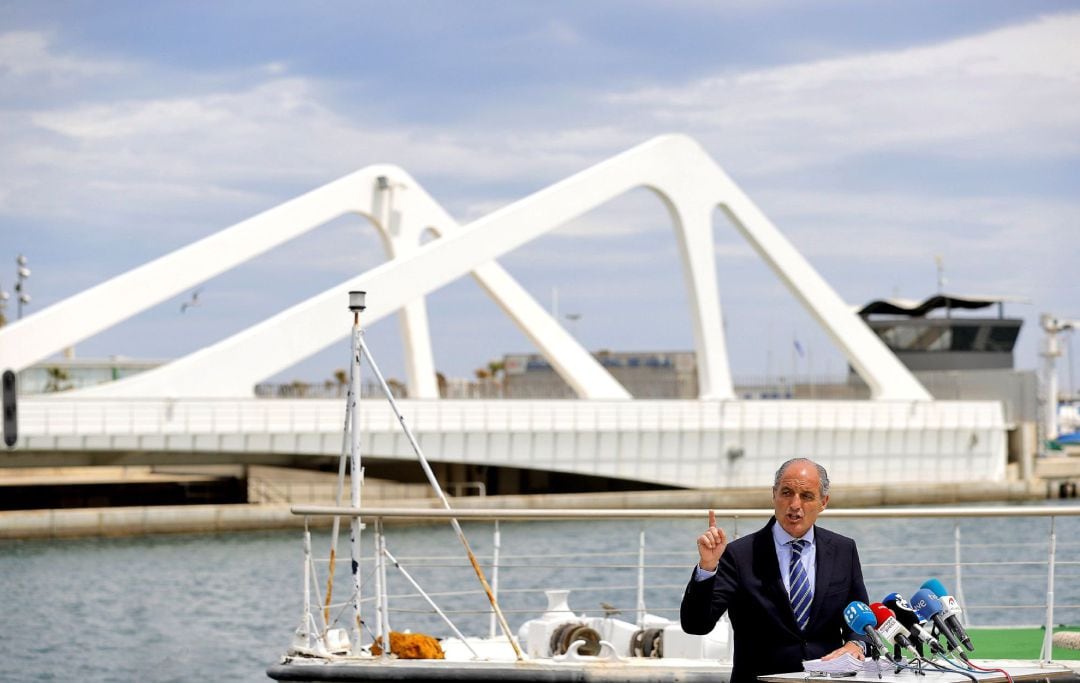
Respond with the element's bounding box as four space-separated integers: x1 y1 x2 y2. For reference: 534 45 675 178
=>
564 312 582 338
15 254 30 320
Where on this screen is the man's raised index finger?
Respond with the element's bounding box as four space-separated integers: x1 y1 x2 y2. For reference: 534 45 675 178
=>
708 509 716 529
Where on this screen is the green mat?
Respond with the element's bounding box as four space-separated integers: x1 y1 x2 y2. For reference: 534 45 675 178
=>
966 627 1080 660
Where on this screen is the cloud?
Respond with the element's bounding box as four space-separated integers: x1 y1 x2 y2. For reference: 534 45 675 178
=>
4 13 1079 378
5 80 642 250
7 13 1079 237
606 13 1080 173
0 31 132 82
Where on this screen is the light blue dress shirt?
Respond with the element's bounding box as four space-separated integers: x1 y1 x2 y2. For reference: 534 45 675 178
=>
773 523 816 593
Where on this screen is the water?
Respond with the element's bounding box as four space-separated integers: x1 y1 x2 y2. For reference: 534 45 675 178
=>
2 507 1078 682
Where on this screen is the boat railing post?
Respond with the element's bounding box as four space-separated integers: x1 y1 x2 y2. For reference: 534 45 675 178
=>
1041 515 1058 663
374 517 385 657
379 520 392 646
954 520 969 626
324 361 352 627
300 517 312 651
300 516 308 644
636 528 646 628
374 517 393 658
489 520 500 639
304 522 330 637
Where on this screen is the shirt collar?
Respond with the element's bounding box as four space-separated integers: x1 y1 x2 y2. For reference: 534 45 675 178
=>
772 518 815 547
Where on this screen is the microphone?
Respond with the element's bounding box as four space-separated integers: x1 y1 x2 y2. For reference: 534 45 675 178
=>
844 600 892 661
910 588 963 653
883 592 944 656
922 578 974 652
870 602 916 654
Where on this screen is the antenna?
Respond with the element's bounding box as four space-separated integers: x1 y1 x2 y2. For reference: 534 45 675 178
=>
934 255 946 294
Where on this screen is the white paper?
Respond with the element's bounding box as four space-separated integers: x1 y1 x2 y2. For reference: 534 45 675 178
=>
803 653 894 676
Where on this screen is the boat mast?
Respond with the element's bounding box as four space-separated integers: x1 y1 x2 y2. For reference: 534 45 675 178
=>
357 319 525 660
348 290 366 652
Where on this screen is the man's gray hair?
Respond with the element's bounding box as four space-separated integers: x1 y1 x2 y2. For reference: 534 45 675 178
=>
773 458 830 498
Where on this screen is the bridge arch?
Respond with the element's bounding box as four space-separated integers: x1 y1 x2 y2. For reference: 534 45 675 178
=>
0 134 929 401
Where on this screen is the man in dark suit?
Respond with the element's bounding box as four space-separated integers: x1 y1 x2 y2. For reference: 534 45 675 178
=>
680 458 868 682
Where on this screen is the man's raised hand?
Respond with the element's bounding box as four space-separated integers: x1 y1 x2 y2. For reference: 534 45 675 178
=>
696 509 727 572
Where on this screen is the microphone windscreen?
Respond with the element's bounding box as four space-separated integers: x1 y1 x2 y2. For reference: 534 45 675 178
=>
870 603 895 627
922 578 950 597
910 588 944 621
844 601 877 633
883 592 908 608
883 594 920 630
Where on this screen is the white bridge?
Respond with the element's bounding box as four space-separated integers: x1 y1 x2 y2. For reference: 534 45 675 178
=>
1 135 1007 487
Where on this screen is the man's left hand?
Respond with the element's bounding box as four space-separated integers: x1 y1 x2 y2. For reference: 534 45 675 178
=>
821 641 864 661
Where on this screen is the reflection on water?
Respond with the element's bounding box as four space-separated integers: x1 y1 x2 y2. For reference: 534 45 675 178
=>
1 507 1077 682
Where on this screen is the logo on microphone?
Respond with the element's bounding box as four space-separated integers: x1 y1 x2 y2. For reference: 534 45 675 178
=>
885 593 913 611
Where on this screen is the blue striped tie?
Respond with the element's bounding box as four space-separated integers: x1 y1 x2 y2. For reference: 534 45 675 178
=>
788 539 812 631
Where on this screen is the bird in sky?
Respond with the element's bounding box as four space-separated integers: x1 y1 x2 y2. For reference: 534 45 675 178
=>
180 288 203 313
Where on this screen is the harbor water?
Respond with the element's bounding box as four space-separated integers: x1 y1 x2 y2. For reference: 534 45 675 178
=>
2 505 1078 682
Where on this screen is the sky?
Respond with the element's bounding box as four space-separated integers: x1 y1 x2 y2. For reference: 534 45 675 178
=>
1 1 1079 392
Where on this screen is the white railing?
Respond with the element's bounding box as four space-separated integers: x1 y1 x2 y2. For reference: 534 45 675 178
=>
16 397 1009 490
293 505 1080 662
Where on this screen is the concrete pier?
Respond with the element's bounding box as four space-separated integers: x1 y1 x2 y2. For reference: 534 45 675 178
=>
0 478 1050 540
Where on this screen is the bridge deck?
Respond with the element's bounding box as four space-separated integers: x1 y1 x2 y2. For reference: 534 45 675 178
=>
10 397 1008 489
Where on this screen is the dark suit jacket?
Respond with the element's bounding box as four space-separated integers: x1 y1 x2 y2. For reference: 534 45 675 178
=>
680 517 868 683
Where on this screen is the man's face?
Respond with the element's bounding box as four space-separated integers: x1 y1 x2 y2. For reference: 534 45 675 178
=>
772 462 828 538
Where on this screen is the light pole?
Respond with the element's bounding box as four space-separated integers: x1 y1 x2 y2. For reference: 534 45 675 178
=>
564 312 582 338
15 255 30 319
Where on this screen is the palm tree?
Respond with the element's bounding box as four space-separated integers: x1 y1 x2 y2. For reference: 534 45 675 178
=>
332 369 349 397
44 366 71 392
387 378 407 399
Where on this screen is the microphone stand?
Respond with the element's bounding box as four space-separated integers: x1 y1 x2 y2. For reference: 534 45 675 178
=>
867 642 883 679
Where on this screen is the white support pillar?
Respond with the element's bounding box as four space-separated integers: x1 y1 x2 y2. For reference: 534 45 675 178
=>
396 300 440 399
663 194 734 399
371 178 440 400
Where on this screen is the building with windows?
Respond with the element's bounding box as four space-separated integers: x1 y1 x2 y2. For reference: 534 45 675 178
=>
502 350 698 399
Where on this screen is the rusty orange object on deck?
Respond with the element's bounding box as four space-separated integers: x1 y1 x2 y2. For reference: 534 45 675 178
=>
371 632 445 659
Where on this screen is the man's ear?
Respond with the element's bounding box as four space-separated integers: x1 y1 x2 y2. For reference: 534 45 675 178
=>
820 494 829 510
